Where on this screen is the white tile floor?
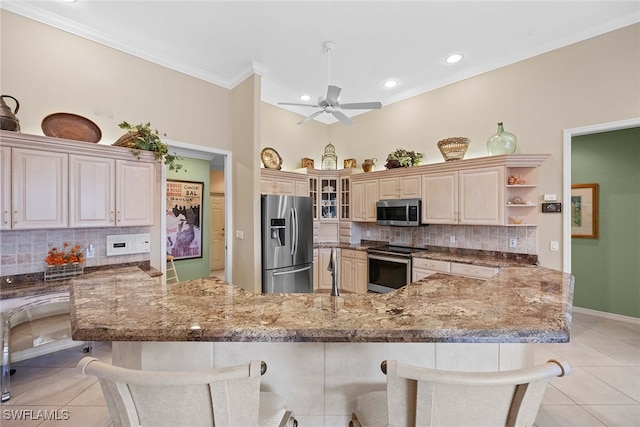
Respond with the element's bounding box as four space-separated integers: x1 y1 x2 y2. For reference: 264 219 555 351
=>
1 312 638 426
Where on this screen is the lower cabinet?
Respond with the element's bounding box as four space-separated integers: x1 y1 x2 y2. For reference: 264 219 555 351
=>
340 249 368 294
313 249 319 290
316 247 335 291
412 258 451 281
412 258 498 281
450 262 498 279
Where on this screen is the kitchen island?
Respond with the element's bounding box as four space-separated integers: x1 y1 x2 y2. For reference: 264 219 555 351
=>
69 264 572 425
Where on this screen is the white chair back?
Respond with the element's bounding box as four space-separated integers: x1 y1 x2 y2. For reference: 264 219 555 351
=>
78 357 263 427
353 359 571 427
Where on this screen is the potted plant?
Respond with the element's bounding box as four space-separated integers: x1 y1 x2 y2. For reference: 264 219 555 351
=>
384 149 423 169
115 121 184 172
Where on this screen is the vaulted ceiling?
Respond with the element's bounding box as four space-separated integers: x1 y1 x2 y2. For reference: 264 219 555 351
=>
3 1 639 124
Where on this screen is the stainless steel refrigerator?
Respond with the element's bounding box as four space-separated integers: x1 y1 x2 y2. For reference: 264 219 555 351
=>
261 194 313 293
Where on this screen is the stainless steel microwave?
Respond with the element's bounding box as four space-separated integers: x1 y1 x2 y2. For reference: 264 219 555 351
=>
376 199 421 226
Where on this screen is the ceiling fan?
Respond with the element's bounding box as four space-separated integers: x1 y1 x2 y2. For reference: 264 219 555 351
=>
278 41 382 126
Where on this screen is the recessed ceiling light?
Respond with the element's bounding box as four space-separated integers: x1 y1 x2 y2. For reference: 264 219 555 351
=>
446 53 463 64
383 80 398 88
300 94 311 102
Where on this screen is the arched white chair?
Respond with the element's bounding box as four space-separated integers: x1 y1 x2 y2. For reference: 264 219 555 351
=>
351 359 571 427
77 357 296 427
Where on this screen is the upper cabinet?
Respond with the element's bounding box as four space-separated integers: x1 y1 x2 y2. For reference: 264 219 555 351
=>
1 130 158 230
422 154 548 226
69 155 115 228
458 166 504 225
115 160 156 226
11 148 69 230
422 167 505 226
70 156 155 227
378 175 421 199
260 169 309 196
1 146 11 230
351 178 378 222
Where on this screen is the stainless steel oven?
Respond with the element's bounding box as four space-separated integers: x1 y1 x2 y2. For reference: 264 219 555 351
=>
367 246 424 293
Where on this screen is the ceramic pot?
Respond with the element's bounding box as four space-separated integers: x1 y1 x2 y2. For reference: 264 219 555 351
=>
362 158 377 172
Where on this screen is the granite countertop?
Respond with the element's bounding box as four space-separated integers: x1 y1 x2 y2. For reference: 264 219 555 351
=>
70 265 573 344
0 262 160 301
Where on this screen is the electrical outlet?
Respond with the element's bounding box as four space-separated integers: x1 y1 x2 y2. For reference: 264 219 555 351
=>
366 230 371 237
509 238 517 248
86 244 95 258
449 235 456 243
550 241 559 251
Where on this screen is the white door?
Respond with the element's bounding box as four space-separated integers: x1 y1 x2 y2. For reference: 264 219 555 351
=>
210 194 225 271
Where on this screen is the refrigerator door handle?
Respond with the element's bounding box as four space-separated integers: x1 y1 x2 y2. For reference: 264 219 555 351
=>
294 207 299 255
272 265 311 276
290 207 296 256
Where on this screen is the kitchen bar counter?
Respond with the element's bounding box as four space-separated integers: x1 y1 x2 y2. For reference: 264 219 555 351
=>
70 264 573 344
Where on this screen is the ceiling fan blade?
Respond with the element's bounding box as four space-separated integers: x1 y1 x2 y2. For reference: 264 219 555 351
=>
297 110 324 125
341 101 382 110
332 110 353 126
278 102 320 108
326 85 342 105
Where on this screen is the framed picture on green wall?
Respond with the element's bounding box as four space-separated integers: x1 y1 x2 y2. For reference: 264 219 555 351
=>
166 180 204 259
571 183 599 239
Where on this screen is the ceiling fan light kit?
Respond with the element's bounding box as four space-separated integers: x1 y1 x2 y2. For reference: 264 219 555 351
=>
278 41 382 126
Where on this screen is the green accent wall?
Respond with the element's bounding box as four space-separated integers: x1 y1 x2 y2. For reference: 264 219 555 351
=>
167 158 211 281
572 127 640 318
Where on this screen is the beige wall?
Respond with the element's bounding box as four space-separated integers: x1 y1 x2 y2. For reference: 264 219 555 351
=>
261 103 330 170
0 11 231 149
231 74 262 292
273 23 639 270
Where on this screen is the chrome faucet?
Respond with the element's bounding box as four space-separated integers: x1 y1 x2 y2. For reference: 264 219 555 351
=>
328 247 339 296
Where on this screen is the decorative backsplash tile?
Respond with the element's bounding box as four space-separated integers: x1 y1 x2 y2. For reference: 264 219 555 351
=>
352 223 538 254
0 227 151 276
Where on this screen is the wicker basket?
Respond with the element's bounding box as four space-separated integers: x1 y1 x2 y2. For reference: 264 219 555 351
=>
112 132 138 148
437 137 470 161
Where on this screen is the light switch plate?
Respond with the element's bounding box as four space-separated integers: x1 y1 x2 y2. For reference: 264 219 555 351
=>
542 203 562 213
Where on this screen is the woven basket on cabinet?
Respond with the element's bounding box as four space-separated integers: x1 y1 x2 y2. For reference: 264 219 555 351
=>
437 137 470 161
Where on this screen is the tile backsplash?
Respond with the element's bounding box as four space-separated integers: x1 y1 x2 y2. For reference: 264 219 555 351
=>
0 227 151 276
352 223 538 254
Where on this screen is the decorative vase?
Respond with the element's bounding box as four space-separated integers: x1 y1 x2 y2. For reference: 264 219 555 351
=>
486 122 517 155
362 158 377 172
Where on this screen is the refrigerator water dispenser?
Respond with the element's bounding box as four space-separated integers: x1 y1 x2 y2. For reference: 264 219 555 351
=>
270 218 285 246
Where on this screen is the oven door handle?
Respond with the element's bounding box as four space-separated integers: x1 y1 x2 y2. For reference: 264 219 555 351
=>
367 253 411 264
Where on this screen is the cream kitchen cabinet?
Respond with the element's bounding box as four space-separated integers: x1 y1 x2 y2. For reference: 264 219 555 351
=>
1 146 10 230
316 247 337 291
114 160 155 226
69 155 115 228
70 156 155 227
450 262 499 279
260 169 309 196
313 248 319 289
422 166 504 225
412 258 451 281
351 178 378 222
339 249 368 294
378 174 421 199
10 148 68 230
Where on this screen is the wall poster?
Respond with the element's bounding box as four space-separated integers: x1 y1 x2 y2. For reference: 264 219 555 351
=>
166 180 204 259
571 183 599 239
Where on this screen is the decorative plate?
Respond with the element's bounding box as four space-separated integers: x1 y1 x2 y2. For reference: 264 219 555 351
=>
41 113 102 143
261 147 282 169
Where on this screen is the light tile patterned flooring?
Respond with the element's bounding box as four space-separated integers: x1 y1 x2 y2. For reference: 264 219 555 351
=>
1 312 638 426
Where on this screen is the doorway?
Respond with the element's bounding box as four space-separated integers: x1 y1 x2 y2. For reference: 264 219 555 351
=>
210 193 225 278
